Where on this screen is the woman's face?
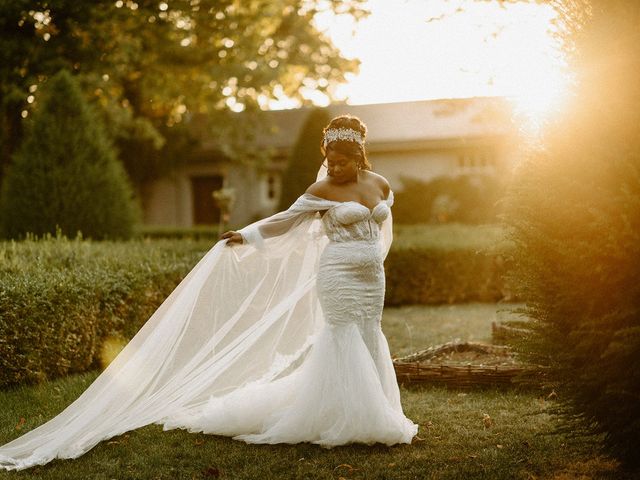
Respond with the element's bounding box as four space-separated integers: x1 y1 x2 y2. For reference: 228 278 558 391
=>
326 144 360 183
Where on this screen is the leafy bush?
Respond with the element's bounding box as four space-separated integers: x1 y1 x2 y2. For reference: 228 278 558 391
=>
0 70 139 240
393 174 506 224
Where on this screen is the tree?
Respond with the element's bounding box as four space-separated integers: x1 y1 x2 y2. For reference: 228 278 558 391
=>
0 70 140 239
0 0 367 189
278 108 330 210
504 0 640 470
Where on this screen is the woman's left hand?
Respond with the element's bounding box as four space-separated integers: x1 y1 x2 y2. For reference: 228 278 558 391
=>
221 231 243 245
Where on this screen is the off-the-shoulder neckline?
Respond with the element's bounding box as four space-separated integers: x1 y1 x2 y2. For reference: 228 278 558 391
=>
302 190 393 213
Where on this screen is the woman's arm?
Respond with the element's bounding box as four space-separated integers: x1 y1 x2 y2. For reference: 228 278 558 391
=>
223 180 333 246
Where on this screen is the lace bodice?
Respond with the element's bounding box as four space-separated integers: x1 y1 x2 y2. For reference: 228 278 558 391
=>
239 191 394 250
319 200 390 243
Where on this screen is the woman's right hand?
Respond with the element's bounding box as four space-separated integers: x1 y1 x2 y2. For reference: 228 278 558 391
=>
221 231 243 245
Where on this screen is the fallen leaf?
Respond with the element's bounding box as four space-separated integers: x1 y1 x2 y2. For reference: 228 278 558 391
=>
202 465 220 478
483 413 493 428
496 444 503 449
15 417 25 430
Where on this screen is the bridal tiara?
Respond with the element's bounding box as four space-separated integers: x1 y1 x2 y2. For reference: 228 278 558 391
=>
323 128 364 148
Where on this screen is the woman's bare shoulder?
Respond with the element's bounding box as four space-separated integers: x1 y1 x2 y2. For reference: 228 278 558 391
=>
364 170 391 196
305 179 332 198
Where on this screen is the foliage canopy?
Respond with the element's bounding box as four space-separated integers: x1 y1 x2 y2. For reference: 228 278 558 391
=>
0 0 366 186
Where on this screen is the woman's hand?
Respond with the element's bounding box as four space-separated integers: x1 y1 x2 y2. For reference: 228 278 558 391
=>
221 231 244 245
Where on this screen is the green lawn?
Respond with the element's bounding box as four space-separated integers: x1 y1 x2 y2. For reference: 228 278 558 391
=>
391 224 511 252
383 303 521 357
0 304 625 479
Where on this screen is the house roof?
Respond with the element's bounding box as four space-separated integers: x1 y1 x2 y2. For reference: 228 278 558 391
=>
254 96 515 151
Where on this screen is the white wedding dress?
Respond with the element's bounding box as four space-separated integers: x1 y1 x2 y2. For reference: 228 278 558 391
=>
0 177 417 470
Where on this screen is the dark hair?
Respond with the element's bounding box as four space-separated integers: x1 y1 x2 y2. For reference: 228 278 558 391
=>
320 114 372 170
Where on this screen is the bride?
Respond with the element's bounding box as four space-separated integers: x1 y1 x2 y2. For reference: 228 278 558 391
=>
0 114 418 471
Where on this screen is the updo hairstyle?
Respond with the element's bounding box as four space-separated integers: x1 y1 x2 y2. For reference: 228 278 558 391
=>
320 115 372 170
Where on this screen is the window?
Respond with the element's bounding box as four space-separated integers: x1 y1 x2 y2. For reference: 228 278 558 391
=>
267 174 277 200
457 149 495 172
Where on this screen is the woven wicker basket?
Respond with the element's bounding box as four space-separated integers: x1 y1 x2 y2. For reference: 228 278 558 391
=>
392 341 546 389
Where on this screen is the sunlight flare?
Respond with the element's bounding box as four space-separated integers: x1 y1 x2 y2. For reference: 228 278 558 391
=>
277 0 574 133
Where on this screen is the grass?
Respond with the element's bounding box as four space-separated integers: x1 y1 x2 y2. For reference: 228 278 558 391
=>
383 303 521 357
0 304 626 479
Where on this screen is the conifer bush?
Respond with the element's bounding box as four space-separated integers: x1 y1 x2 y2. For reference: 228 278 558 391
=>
0 69 139 239
278 108 330 210
504 0 640 469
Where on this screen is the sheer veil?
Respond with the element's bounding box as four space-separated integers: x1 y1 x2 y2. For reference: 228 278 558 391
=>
0 163 394 471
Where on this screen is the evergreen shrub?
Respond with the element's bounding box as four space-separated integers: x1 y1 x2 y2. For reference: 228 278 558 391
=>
278 108 330 210
504 0 640 468
0 70 139 240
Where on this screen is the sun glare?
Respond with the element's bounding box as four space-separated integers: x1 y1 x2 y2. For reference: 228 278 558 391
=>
274 0 573 134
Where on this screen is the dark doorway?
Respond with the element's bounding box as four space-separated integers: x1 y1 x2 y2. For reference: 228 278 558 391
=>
191 175 223 225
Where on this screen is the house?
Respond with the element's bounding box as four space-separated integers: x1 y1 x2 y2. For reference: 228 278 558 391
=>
141 96 518 227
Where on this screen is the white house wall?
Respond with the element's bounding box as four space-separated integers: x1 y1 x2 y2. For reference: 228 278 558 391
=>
370 150 458 190
142 98 519 227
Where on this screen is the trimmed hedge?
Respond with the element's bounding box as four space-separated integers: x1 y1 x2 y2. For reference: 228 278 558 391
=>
385 223 515 305
0 235 210 388
384 247 514 306
0 225 514 388
135 224 220 240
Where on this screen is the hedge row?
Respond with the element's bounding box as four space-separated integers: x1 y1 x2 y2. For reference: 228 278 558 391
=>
385 224 515 305
135 224 219 240
0 236 210 389
384 247 515 306
0 229 514 388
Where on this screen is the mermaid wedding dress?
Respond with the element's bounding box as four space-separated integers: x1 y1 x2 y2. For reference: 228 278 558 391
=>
0 180 417 470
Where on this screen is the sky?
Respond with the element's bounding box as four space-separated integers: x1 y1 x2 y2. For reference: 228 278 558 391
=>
271 0 573 130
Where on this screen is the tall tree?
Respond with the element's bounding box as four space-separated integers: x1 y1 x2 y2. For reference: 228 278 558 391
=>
504 0 640 470
278 108 330 210
0 0 366 189
0 70 140 239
